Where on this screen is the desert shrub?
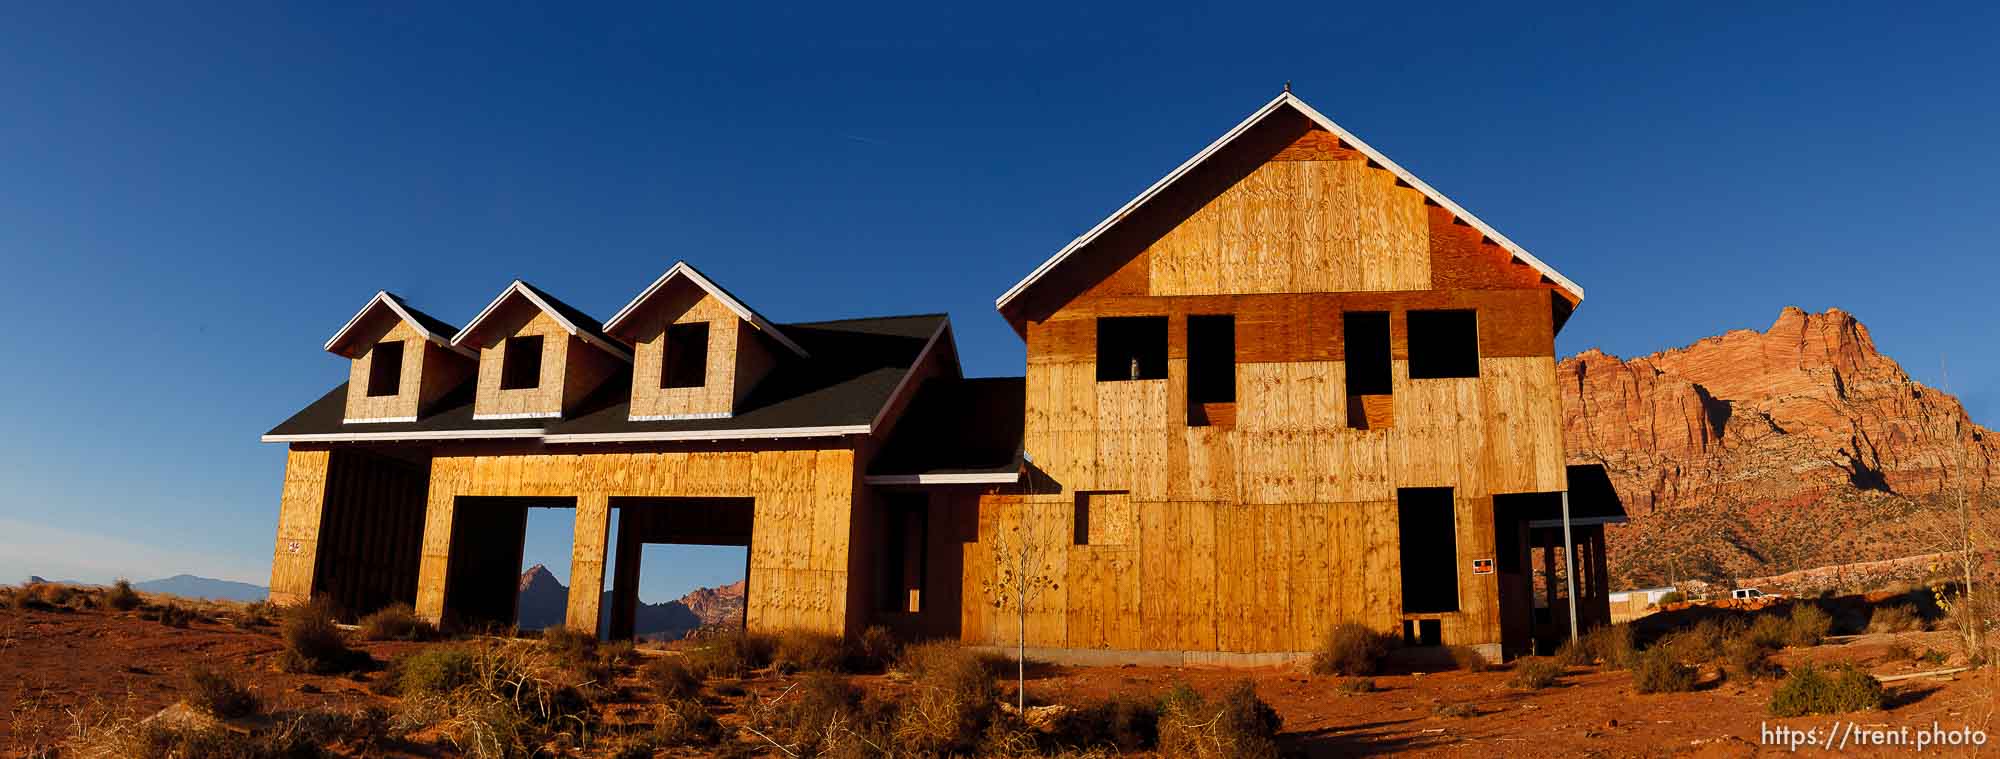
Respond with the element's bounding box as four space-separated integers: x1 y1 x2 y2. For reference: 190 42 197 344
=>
1658 591 1687 605
896 639 1006 681
774 629 847 674
393 640 594 759
1768 664 1886 717
1869 604 1925 633
1632 648 1699 693
643 656 703 701
1723 634 1781 680
17 583 77 611
1056 694 1159 752
1156 681 1281 759
1507 657 1563 690
854 625 901 672
1309 623 1392 676
685 630 776 679
599 640 639 669
235 601 276 629
157 603 197 629
187 665 260 719
749 672 890 757
1919 648 1949 666
123 722 325 759
1659 619 1732 663
1746 614 1792 649
1559 623 1637 669
892 643 1002 755
359 603 437 642
1448 645 1490 672
105 579 142 611
1433 702 1477 719
393 647 479 697
537 625 598 665
1883 640 1914 661
1787 604 1832 647
652 697 723 747
277 597 367 674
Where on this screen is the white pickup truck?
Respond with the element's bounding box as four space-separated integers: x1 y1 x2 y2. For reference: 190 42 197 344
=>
1730 587 1783 601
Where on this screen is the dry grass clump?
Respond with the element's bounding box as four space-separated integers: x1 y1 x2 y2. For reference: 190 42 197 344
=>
746 672 891 757
1786 604 1832 647
1448 645 1490 672
683 629 777 680
895 639 1008 681
1308 623 1392 676
1632 648 1699 694
1658 618 1735 663
7 582 82 611
234 600 277 629
854 625 902 672
643 656 703 701
152 603 199 629
1868 604 1926 633
890 645 1001 755
650 696 724 748
1723 632 1782 680
1156 681 1282 759
774 629 848 673
1334 677 1376 695
1507 657 1563 690
1432 702 1477 719
376 646 478 698
105 579 143 611
276 597 368 674
391 639 594 759
70 706 399 759
536 625 598 665
187 665 260 719
1768 664 1885 716
359 603 438 641
1562 626 1641 668
1054 694 1159 753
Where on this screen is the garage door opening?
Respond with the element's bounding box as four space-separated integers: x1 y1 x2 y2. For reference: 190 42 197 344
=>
604 497 754 641
440 495 575 631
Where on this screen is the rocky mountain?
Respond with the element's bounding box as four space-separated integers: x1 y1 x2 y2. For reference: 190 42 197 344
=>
1562 307 1997 588
134 575 267 602
513 564 742 640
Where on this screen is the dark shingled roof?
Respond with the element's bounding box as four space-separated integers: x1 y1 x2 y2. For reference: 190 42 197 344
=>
867 377 1025 477
387 293 463 339
515 280 621 353
266 313 947 441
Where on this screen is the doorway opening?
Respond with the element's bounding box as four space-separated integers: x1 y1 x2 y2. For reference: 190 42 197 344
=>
440 495 575 631
604 497 755 641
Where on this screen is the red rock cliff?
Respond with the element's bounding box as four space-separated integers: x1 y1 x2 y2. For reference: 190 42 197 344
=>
1561 307 1997 586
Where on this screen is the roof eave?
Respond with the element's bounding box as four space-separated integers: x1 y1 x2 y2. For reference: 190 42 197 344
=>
450 281 634 363
323 291 475 359
602 262 810 359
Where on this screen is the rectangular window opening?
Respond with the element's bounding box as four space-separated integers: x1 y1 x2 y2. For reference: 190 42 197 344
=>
1187 314 1234 426
662 322 711 389
1344 311 1392 429
500 335 544 390
365 340 404 397
1397 487 1460 614
877 495 928 613
1402 618 1443 647
1095 317 1167 382
1408 309 1480 379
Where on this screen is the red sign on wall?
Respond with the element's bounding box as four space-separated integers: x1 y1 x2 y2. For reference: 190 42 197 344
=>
1471 558 1494 575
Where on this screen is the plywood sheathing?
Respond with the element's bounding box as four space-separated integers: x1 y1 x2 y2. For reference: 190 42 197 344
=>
342 318 475 422
469 309 620 419
625 287 777 419
413 444 860 636
269 448 332 606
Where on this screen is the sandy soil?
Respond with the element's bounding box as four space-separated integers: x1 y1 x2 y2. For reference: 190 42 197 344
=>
2 604 1994 758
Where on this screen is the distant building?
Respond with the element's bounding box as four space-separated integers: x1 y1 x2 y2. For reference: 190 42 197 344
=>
1608 586 1680 623
263 91 1624 661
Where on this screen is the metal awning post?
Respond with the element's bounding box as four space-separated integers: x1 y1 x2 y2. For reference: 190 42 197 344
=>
1561 489 1579 641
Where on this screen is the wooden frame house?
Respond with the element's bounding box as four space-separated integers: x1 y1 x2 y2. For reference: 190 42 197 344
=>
264 91 1621 660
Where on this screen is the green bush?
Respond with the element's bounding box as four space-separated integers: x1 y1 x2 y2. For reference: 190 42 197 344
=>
773 629 847 673
1309 623 1392 676
106 579 143 611
1157 681 1282 759
1868 604 1925 633
394 647 478 697
1632 648 1699 693
187 666 259 719
1658 591 1687 605
359 603 437 642
643 656 703 701
1723 633 1781 680
1787 604 1832 647
1507 657 1563 690
1768 664 1885 716
1746 614 1792 649
1659 619 1732 663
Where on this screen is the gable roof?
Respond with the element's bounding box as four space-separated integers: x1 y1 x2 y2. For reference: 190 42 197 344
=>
324 291 476 358
450 280 633 362
602 261 809 358
995 90 1585 312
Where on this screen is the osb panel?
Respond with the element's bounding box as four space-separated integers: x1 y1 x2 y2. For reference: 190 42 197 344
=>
960 497 1071 646
1081 491 1134 546
1427 206 1557 293
628 290 750 418
1479 356 1568 494
473 309 570 418
1270 129 1364 161
1093 380 1170 502
561 335 623 412
419 343 475 416
343 321 422 421
1147 156 1430 296
269 448 331 606
415 447 857 636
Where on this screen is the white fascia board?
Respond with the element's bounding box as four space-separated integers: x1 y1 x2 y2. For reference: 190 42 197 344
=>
602 261 809 359
994 92 1583 311
324 291 476 358
627 411 733 422
863 472 1021 486
341 416 419 424
260 428 544 443
472 411 564 420
450 281 634 363
543 424 870 444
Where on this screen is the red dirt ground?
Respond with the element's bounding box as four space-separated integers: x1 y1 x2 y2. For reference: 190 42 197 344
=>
2 603 1994 758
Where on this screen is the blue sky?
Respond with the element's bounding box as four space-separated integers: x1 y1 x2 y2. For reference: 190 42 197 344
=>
1 3 1995 602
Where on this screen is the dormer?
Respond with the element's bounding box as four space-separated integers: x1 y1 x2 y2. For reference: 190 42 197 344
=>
451 281 632 420
324 291 477 423
604 262 808 420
